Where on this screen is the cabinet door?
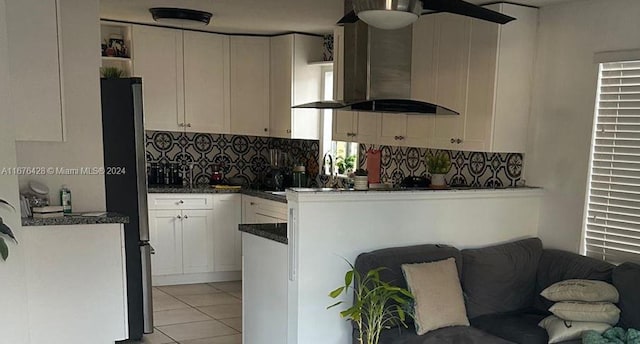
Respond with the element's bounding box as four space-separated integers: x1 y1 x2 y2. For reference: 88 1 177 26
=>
431 14 471 150
8 0 64 141
184 31 230 134
411 15 437 104
333 27 345 101
354 112 380 145
230 36 270 136
149 210 183 276
181 209 215 274
270 35 293 138
213 194 242 272
291 34 322 140
333 110 356 142
133 25 184 132
378 113 408 146
405 116 433 148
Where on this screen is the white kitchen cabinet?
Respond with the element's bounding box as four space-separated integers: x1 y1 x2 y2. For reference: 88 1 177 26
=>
148 193 242 285
270 34 323 139
149 210 184 276
213 194 242 272
8 0 65 141
183 31 230 134
23 224 129 343
181 209 215 274
230 36 271 136
378 113 431 148
411 13 471 150
411 5 537 152
132 25 184 132
134 26 231 134
242 195 288 224
333 111 380 144
464 3 538 153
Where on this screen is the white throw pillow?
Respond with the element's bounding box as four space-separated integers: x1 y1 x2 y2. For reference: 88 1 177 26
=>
549 301 620 325
538 315 611 343
401 258 469 335
540 279 619 303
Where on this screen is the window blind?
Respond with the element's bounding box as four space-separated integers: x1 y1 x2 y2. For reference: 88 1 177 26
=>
584 60 640 265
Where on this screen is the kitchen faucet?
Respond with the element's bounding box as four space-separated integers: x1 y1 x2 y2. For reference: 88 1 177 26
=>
322 152 338 188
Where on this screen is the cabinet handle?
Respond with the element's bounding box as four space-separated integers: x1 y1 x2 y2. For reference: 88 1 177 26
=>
264 128 268 132
398 136 405 140
394 136 399 140
176 215 182 219
456 138 462 144
186 123 192 128
450 138 455 143
183 215 189 219
178 200 184 204
250 202 256 205
286 129 291 134
178 123 185 128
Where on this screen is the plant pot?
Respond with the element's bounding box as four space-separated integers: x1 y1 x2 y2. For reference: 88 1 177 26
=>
430 174 447 188
353 176 369 190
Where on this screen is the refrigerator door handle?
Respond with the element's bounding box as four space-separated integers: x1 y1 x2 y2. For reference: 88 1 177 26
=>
150 244 155 255
140 243 154 334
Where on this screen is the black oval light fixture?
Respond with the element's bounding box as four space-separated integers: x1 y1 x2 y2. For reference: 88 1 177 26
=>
149 7 213 26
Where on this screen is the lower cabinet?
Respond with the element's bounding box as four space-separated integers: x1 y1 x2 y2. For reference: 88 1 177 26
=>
242 195 288 223
148 193 241 285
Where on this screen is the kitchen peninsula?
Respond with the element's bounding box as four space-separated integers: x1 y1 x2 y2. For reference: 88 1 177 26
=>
241 187 544 344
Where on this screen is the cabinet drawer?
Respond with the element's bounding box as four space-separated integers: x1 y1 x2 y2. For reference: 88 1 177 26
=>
148 194 213 210
255 200 287 221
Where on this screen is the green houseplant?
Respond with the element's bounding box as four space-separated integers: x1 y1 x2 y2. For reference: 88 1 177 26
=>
426 151 451 187
329 262 413 344
337 155 357 175
100 66 124 79
0 198 17 261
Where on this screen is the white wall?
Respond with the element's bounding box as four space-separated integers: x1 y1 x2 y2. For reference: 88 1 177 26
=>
0 0 31 341
15 0 105 212
526 0 640 252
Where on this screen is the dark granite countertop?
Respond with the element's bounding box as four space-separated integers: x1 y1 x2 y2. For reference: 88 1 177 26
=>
22 212 130 227
148 186 287 203
239 223 287 245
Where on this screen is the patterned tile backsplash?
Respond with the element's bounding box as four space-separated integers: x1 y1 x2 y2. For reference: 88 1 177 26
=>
145 131 320 186
358 144 524 187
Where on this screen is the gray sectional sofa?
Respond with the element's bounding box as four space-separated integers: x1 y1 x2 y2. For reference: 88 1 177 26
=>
353 238 640 344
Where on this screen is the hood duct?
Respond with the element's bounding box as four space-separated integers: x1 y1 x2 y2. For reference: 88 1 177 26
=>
293 21 458 115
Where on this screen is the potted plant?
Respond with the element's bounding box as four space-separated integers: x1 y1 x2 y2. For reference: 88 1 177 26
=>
337 155 357 175
426 151 451 188
0 198 17 261
100 66 124 79
353 169 369 190
328 262 413 344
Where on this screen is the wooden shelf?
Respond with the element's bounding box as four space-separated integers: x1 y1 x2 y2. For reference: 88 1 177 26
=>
308 60 333 67
101 56 131 62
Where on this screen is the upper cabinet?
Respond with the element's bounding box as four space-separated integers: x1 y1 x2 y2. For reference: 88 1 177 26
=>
133 25 230 134
183 31 230 134
333 111 380 144
230 36 271 137
270 34 323 140
8 0 65 141
411 4 538 152
133 25 184 132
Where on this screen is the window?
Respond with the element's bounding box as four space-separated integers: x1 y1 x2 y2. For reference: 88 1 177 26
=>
583 60 640 264
319 65 358 175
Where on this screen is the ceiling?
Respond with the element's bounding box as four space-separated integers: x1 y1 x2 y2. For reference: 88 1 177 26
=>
99 0 578 35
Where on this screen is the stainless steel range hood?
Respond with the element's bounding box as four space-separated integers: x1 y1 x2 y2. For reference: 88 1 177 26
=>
293 21 458 115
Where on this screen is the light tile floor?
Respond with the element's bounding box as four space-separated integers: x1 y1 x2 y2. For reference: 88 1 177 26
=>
127 281 242 344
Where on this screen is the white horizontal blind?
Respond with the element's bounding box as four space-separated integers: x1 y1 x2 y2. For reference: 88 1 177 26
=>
585 60 640 265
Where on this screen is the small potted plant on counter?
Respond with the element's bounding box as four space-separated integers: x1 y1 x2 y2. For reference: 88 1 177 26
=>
0 198 17 261
328 262 413 344
353 169 369 190
426 151 451 188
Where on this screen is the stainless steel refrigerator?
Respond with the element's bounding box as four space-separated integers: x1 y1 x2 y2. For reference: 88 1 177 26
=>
101 77 153 340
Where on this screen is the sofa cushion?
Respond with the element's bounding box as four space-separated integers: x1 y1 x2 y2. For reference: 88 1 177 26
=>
538 315 611 344
534 250 614 312
402 258 469 335
612 262 640 329
540 279 619 303
470 311 549 344
375 324 515 344
549 301 620 325
461 238 543 318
